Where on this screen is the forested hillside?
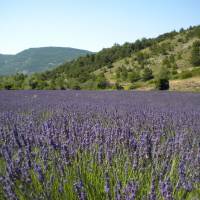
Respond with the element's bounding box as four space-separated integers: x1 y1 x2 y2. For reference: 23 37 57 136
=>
0 25 200 91
0 47 92 75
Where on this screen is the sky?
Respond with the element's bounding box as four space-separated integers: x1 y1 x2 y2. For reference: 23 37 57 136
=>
0 0 200 54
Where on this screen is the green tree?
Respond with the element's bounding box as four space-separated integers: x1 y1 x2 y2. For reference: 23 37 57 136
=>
97 79 109 89
56 77 66 89
72 84 81 90
4 81 13 90
78 71 91 83
49 79 57 90
155 78 169 90
162 57 172 68
28 78 38 89
191 40 200 66
136 52 145 64
142 67 154 81
179 28 184 33
124 59 129 65
96 73 109 89
116 67 122 79
155 67 169 90
12 73 26 89
114 82 124 90
121 66 128 81
107 63 113 69
128 71 141 83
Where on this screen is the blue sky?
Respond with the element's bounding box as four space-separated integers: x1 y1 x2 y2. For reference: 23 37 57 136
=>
1 0 200 54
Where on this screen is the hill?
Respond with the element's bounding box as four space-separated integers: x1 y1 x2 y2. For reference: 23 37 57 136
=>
0 47 92 75
0 25 200 91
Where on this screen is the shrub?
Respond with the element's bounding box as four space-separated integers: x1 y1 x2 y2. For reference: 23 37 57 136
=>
177 38 183 43
97 81 107 89
124 59 129 65
120 66 128 81
107 63 113 69
142 67 154 81
177 53 182 60
155 67 170 90
128 82 143 90
4 83 13 90
155 78 169 90
191 40 200 66
114 82 124 90
72 85 81 90
172 68 178 74
191 67 200 76
97 80 109 89
29 79 39 89
180 71 193 79
128 71 141 83
129 85 138 90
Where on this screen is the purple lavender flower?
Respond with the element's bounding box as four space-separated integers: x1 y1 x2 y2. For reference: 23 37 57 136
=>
34 164 44 183
74 180 87 200
149 175 157 200
104 172 110 194
115 180 122 200
124 181 138 200
159 178 174 200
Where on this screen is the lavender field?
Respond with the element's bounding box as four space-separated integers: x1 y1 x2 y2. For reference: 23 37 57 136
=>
0 90 200 200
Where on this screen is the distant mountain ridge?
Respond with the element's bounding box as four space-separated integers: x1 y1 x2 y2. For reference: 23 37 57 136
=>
0 47 92 75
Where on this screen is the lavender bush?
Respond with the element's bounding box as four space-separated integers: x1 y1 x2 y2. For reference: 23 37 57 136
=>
0 90 200 199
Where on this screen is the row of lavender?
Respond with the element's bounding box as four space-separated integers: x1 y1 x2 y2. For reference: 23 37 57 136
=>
0 91 200 199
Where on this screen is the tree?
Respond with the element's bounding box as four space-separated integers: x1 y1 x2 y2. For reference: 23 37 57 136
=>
179 28 184 33
121 66 128 81
97 80 109 89
116 67 122 79
155 67 169 90
107 63 113 69
78 71 91 83
4 82 13 90
114 82 124 90
12 73 26 89
191 40 200 66
56 77 66 89
142 67 153 81
162 57 172 68
169 55 175 63
72 85 81 90
97 73 109 89
155 78 169 90
128 71 141 83
49 79 57 90
124 59 129 65
28 78 38 89
136 52 145 64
